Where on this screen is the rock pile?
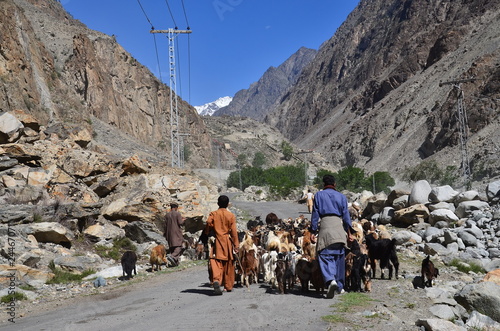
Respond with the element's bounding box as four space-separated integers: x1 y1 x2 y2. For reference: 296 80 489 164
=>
0 110 219 288
354 179 500 330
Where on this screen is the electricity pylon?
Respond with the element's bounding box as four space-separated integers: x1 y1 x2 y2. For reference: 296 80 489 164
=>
151 28 191 167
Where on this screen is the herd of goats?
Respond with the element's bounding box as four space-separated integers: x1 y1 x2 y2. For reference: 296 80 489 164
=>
121 208 439 296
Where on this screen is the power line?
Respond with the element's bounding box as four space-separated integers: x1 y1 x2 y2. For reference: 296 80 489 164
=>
136 0 154 29
153 35 163 82
181 0 190 29
165 0 178 29
136 0 164 82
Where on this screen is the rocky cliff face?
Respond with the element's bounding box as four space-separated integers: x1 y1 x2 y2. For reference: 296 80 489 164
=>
265 0 499 184
214 47 317 121
0 0 212 167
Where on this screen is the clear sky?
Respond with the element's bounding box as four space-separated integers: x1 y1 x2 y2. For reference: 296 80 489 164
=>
61 0 359 107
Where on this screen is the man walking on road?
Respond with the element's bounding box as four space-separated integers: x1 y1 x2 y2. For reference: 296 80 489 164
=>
164 203 184 267
310 175 354 298
203 195 239 295
305 189 314 214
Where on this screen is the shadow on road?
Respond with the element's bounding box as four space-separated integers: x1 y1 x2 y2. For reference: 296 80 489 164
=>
181 288 217 296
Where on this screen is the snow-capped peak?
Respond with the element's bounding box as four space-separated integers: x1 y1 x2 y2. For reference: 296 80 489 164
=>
194 96 232 116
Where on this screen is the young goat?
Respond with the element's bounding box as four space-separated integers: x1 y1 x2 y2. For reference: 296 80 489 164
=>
421 255 439 287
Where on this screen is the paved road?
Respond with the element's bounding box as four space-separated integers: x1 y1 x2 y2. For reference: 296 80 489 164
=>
3 199 335 331
7 266 334 331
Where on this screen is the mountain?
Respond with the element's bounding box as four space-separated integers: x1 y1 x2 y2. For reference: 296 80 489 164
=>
0 0 212 168
214 47 317 121
195 96 232 116
265 0 500 183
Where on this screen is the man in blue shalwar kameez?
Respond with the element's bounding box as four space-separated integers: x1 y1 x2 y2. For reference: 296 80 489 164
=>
310 174 354 298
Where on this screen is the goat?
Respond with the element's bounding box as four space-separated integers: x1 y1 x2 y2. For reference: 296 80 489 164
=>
150 244 168 272
309 259 325 295
345 240 371 292
121 250 137 279
195 242 205 260
351 220 365 244
265 212 280 227
364 233 399 280
301 229 316 260
275 255 287 294
421 255 439 287
296 258 312 292
241 249 259 288
266 231 281 253
261 250 278 288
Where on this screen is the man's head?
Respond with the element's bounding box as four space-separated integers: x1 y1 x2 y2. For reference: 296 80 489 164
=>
170 203 178 209
323 174 336 187
217 195 229 208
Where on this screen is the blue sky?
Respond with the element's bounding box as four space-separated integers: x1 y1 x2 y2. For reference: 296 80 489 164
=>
61 0 359 107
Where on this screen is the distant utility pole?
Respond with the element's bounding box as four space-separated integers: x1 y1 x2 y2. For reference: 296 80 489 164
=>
297 150 313 187
439 78 476 186
150 28 192 168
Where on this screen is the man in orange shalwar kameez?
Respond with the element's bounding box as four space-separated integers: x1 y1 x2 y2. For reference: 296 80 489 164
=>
204 195 239 295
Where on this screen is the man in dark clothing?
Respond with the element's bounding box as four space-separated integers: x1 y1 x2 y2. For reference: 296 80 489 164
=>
310 175 354 298
164 203 184 266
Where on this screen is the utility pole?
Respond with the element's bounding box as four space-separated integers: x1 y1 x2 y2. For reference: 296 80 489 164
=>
151 28 192 168
439 78 476 187
297 150 313 187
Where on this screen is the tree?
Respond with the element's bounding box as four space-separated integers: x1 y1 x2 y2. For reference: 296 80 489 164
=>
227 167 265 191
334 166 369 192
281 141 293 161
372 171 395 194
252 152 266 168
265 164 305 197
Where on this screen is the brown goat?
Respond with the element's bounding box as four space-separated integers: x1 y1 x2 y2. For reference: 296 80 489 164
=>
150 245 167 271
421 255 439 287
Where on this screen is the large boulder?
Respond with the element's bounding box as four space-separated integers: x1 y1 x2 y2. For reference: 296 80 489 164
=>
378 207 394 225
393 204 430 226
429 185 459 203
455 281 500 323
415 318 466 331
486 180 500 202
22 222 73 248
454 190 479 205
123 221 167 245
482 269 500 286
53 254 103 272
0 264 54 288
409 180 431 206
429 209 459 225
84 223 126 242
455 200 490 218
0 112 23 143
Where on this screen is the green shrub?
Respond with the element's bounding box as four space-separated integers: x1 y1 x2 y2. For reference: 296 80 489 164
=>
252 152 266 169
47 260 95 284
265 164 305 197
314 167 395 193
281 141 293 161
448 259 485 274
227 164 305 198
1 292 27 303
227 166 265 190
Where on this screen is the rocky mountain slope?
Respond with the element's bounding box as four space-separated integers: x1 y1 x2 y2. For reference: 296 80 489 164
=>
214 47 317 121
264 0 499 185
0 0 212 168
